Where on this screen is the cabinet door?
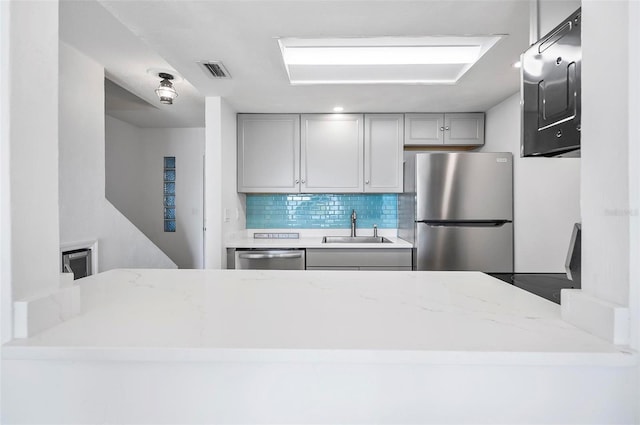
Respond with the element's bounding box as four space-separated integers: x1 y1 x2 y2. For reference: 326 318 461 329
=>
301 114 363 193
306 266 360 271
443 113 485 146
364 114 404 193
404 113 444 145
306 248 412 268
237 114 300 193
359 266 413 271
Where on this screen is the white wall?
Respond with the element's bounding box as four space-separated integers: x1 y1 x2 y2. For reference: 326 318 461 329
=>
138 127 205 269
59 42 176 271
2 357 636 424
105 116 142 228
537 0 581 39
0 0 12 343
559 1 638 348
628 0 640 352
221 99 245 267
105 116 205 269
204 98 223 269
482 93 581 272
581 1 630 307
8 0 61 303
204 97 244 269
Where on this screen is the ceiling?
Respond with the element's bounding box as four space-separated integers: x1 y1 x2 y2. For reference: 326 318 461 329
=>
60 0 531 128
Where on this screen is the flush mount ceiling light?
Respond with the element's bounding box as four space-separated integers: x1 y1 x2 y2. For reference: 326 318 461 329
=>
155 72 178 105
277 36 504 85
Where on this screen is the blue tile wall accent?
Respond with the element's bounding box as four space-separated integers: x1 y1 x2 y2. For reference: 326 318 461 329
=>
164 157 176 169
246 194 398 229
163 156 176 232
164 220 176 232
164 208 176 220
164 170 176 182
163 182 176 195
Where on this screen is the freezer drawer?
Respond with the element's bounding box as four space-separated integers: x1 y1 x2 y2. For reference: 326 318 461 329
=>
414 152 513 221
415 222 513 273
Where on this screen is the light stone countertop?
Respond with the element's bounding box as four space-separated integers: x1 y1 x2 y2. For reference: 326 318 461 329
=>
3 269 635 366
225 229 413 249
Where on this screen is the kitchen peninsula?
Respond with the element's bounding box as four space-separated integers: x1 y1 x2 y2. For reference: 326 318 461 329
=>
2 269 635 424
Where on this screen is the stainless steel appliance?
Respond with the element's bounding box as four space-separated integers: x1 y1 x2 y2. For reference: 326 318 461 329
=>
521 8 581 157
234 249 305 270
399 152 513 272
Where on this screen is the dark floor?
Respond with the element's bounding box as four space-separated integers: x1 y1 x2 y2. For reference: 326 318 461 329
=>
486 273 580 304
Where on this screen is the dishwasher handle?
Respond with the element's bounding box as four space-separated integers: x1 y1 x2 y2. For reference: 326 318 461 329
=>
237 250 304 260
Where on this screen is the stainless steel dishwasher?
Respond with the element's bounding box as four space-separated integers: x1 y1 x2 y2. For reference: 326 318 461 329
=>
234 249 305 270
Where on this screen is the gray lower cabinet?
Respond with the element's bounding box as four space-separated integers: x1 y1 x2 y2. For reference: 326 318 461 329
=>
306 248 412 271
237 114 300 193
404 113 484 146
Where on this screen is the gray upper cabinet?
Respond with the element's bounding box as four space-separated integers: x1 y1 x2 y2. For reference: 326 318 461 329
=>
443 113 485 146
301 114 364 193
404 113 484 146
237 114 300 193
404 113 443 145
238 111 479 193
364 114 404 193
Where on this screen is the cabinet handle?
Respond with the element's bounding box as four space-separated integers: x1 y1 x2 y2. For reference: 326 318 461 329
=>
365 180 370 184
440 127 444 131
301 179 306 184
295 179 299 184
445 126 450 131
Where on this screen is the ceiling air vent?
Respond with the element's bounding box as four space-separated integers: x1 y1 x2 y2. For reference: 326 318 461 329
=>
199 61 231 79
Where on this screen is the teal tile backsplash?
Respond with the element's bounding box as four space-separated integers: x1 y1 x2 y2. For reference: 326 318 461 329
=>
246 194 398 229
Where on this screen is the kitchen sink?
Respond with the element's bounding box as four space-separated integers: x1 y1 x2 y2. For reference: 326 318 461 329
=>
322 236 392 244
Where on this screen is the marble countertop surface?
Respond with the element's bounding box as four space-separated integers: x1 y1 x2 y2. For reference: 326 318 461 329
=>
3 269 635 366
225 229 413 249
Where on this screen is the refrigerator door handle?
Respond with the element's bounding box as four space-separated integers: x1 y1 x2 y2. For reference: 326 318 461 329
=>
422 220 510 228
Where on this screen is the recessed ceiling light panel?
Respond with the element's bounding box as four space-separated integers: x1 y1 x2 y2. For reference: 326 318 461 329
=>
283 46 482 66
278 36 503 85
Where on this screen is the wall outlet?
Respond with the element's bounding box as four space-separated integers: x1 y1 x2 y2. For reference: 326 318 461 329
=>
224 208 231 222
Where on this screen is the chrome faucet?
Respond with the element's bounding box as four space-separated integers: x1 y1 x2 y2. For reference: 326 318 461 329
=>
350 209 357 237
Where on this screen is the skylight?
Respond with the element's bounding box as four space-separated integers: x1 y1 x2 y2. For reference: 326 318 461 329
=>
278 36 503 85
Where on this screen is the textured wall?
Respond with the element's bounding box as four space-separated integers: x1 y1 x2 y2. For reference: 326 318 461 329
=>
581 1 630 306
105 117 205 269
8 1 61 301
59 43 176 272
246 194 397 229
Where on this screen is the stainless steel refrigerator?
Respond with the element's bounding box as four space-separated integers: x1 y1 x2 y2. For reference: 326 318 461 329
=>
398 152 513 272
